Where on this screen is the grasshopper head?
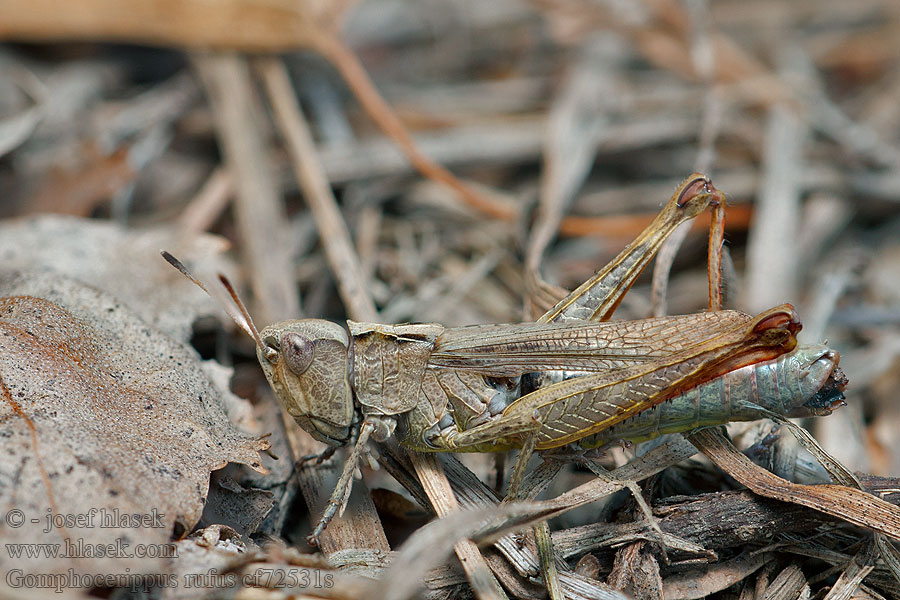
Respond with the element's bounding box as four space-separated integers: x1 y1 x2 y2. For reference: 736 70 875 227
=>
161 252 355 446
258 320 354 446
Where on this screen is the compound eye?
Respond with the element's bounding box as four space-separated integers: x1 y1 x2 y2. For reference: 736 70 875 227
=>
282 332 314 375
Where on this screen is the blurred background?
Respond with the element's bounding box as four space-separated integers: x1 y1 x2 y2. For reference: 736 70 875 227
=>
1 0 899 578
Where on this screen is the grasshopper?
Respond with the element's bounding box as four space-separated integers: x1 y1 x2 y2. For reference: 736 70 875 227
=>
163 173 846 547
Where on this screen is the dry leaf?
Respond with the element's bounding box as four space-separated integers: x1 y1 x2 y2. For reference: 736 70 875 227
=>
0 215 232 342
0 269 268 592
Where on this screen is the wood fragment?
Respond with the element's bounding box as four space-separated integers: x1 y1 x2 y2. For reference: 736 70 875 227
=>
761 563 809 600
552 489 842 559
409 452 509 600
607 542 663 600
823 542 878 600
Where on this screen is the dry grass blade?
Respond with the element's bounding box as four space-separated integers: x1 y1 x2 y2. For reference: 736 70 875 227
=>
409 451 508 600
449 437 703 542
191 52 299 324
258 56 378 323
757 409 860 488
315 33 519 222
437 453 542 576
874 534 900 588
176 167 232 235
743 49 806 314
440 442 691 579
689 428 900 540
367 499 605 600
545 437 700 514
533 521 566 600
371 492 568 600
381 449 635 599
767 408 900 588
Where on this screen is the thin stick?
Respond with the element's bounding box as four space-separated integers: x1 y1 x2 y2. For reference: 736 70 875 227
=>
191 52 300 325
744 48 805 315
315 33 518 221
176 167 232 235
410 452 509 600
258 56 378 323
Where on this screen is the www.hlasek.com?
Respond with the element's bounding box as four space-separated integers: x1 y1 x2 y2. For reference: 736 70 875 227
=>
6 538 177 560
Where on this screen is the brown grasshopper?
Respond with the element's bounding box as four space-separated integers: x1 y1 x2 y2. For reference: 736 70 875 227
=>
163 173 846 545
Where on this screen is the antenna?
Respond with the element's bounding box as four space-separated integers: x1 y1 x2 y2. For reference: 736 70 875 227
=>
161 251 276 361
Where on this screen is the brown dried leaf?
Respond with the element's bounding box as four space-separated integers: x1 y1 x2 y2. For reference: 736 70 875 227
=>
0 269 268 588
